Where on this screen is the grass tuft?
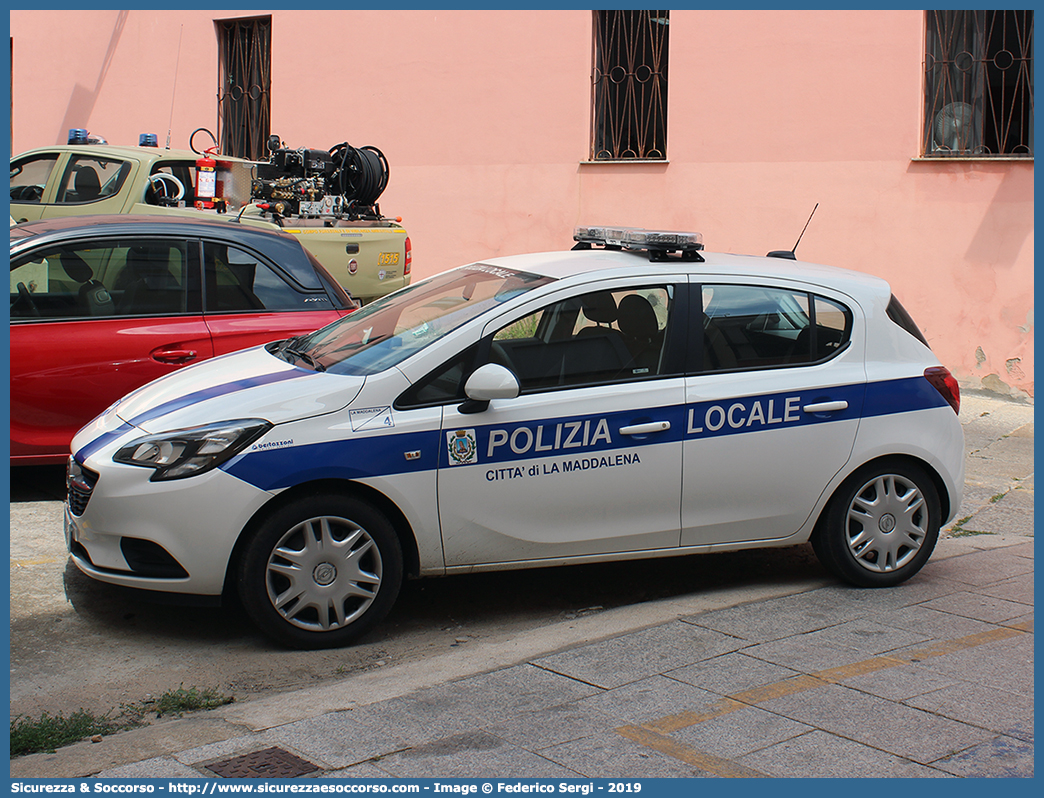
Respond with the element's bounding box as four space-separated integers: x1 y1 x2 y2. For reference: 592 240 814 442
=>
949 527 997 538
151 686 234 718
10 709 139 757
10 685 233 757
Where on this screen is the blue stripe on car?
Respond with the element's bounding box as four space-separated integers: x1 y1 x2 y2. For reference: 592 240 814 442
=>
74 423 136 464
221 375 946 492
74 368 314 462
224 430 443 491
121 368 315 430
863 375 950 417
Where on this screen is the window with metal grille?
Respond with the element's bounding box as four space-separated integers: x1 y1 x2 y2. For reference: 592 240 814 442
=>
217 16 271 161
591 10 669 161
923 10 1033 157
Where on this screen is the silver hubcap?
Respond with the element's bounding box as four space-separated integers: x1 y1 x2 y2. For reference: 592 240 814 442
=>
265 516 382 632
845 474 927 573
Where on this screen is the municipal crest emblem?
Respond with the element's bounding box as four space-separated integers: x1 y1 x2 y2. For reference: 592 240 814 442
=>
447 429 478 465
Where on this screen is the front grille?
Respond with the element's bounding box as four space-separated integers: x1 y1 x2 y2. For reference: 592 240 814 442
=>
66 458 98 516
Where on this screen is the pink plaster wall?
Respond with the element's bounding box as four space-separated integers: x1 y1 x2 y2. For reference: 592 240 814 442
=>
10 9 1034 396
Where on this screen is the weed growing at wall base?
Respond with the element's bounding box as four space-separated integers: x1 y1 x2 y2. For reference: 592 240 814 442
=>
10 709 140 756
10 685 234 757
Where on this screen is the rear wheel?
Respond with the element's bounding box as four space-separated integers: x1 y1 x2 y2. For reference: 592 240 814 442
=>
237 494 402 649
811 460 941 587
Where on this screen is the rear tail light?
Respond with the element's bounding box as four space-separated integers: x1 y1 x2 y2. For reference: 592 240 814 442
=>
924 366 960 415
404 236 412 276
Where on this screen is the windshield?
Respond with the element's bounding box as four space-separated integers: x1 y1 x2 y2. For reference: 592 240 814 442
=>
292 264 555 376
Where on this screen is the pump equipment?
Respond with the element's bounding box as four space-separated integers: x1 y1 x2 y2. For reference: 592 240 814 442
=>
251 135 390 221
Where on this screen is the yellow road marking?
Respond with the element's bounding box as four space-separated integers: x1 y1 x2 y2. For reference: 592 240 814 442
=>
615 620 1033 774
616 724 768 778
643 696 746 734
811 656 905 684
894 624 1030 661
728 673 825 705
11 557 64 567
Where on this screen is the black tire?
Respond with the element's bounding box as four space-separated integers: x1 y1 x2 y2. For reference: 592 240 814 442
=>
237 494 402 649
811 459 941 588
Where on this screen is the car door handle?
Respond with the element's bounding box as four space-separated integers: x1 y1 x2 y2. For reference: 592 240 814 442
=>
152 348 198 365
619 421 671 435
802 400 848 413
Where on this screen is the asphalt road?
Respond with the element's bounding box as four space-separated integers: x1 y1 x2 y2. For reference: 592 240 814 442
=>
10 465 827 722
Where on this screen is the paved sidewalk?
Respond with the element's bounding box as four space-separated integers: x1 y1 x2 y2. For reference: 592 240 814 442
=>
12 390 1034 779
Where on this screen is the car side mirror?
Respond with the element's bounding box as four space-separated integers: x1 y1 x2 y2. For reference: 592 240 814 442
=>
459 363 519 414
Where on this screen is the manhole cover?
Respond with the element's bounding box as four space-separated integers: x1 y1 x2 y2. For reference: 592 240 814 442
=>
206 747 320 778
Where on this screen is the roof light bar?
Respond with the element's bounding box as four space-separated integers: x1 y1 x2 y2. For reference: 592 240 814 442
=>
573 226 704 261
625 229 703 250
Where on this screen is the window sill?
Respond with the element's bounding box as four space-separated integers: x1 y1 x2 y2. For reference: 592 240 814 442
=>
579 159 670 165
912 156 1033 163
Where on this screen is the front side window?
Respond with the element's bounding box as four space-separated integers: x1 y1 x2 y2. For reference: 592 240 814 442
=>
700 285 851 372
55 156 131 204
491 285 675 392
923 10 1034 157
294 265 555 377
591 10 669 160
10 154 58 203
10 238 194 320
396 344 480 408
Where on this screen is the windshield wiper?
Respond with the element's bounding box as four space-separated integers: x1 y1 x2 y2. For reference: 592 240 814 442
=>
280 340 326 372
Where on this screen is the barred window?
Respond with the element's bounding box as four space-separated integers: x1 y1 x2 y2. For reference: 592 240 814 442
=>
923 10 1034 157
591 10 669 161
217 16 272 161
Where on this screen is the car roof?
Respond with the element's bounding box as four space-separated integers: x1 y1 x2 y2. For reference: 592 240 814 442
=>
13 144 251 164
482 248 890 298
10 214 297 245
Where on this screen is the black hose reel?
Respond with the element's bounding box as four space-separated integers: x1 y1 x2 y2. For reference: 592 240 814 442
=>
329 142 389 207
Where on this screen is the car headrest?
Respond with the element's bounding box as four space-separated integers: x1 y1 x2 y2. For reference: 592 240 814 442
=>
617 294 658 340
74 167 101 198
581 291 618 324
58 250 94 284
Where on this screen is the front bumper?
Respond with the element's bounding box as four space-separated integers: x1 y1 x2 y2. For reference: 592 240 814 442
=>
64 458 274 596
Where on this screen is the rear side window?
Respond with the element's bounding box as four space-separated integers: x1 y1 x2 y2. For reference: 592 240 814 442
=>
700 284 852 373
149 162 200 206
203 241 326 312
56 156 130 204
886 294 930 348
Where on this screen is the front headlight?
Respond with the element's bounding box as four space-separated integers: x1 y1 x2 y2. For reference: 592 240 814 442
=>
114 419 272 481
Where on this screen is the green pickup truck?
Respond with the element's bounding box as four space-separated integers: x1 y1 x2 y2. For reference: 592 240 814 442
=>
10 138 411 302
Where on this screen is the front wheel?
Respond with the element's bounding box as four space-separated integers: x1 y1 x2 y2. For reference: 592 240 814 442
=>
237 494 402 649
811 460 941 588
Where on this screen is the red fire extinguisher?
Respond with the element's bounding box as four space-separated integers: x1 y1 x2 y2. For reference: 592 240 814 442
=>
194 148 218 210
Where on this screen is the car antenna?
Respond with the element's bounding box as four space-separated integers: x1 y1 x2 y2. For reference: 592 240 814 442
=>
165 24 184 150
767 203 818 260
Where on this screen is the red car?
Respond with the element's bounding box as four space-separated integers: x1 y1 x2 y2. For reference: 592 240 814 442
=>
10 215 357 464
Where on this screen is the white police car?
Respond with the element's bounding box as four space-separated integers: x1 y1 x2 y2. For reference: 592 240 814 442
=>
66 227 965 649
